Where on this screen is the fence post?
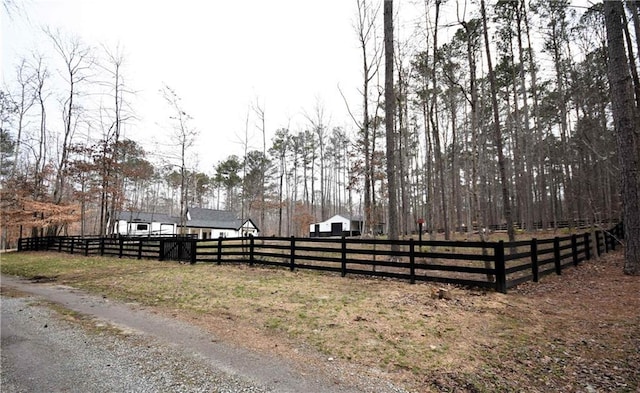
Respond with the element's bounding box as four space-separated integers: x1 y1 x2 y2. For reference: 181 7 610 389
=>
100 237 105 256
553 237 561 275
70 237 75 254
190 239 197 265
494 241 506 294
58 237 63 252
610 230 616 251
341 236 347 277
249 235 255 266
595 231 601 257
571 234 578 266
584 233 591 260
409 239 416 284
137 239 143 260
217 235 223 265
159 238 165 261
17 238 22 252
85 239 89 256
604 231 610 253
289 236 296 271
531 238 539 283
118 237 124 258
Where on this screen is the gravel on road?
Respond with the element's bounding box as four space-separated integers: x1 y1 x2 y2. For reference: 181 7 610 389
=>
1 275 408 393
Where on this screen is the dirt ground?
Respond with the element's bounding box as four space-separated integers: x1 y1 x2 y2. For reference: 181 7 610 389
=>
409 251 640 392
173 251 640 392
497 252 640 392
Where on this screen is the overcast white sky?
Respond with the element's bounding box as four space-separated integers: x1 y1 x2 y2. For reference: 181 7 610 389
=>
2 0 397 171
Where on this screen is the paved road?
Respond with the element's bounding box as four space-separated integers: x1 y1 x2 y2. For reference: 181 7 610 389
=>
1 274 406 393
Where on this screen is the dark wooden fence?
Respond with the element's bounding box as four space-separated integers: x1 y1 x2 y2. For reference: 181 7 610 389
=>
18 223 624 294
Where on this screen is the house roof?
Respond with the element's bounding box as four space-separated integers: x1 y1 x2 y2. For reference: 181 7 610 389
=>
186 207 260 232
114 211 177 224
114 208 259 232
314 214 364 224
343 214 364 222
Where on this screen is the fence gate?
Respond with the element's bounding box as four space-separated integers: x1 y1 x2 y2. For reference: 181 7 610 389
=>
162 239 196 263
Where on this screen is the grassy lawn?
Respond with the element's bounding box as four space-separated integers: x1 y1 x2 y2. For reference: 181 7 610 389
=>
1 251 638 392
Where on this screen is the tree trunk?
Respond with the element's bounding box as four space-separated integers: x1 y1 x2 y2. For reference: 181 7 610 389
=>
604 1 640 275
481 0 515 242
430 0 449 240
521 9 547 230
384 0 399 247
621 4 640 109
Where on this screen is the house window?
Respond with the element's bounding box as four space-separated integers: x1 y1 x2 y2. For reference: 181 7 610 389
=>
136 223 148 231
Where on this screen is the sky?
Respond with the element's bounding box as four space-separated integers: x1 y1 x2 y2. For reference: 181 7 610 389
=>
2 0 382 171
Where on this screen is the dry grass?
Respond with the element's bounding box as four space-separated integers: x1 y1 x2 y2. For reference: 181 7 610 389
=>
1 250 638 392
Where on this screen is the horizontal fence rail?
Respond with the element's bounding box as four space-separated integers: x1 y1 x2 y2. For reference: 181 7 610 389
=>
17 223 624 293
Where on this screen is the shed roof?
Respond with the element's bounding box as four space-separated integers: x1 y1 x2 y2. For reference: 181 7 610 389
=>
114 211 177 224
313 214 364 225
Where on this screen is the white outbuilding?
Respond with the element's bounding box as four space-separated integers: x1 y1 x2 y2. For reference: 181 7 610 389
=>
309 214 363 237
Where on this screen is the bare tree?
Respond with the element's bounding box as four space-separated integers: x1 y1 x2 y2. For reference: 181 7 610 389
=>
536 1 574 227
354 0 382 236
429 0 450 240
161 85 198 233
98 44 134 235
480 0 515 242
304 99 329 220
31 55 49 202
45 28 93 235
7 59 36 178
384 0 399 245
104 46 126 211
604 1 640 275
270 128 290 237
252 98 267 231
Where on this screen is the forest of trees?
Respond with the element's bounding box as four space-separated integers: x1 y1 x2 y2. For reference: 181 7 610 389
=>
1 0 637 274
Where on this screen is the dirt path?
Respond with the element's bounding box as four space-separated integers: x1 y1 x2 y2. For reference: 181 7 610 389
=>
0 274 407 393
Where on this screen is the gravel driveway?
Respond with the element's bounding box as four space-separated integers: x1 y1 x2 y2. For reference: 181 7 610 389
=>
1 275 407 393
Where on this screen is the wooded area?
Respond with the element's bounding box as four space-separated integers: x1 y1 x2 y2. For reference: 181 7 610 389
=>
1 1 638 273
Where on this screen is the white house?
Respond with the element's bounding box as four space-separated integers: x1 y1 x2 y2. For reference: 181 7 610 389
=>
309 214 363 237
184 207 259 239
111 211 178 236
111 208 259 239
